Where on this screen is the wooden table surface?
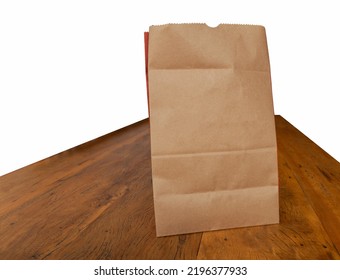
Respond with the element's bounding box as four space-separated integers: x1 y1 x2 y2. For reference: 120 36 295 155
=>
0 116 339 260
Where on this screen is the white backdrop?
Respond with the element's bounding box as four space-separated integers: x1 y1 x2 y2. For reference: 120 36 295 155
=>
1 0 339 176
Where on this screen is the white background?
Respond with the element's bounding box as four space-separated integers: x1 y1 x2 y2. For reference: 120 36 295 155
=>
0 260 340 280
1 0 340 176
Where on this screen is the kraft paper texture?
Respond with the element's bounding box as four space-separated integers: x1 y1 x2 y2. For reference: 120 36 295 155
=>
147 24 279 236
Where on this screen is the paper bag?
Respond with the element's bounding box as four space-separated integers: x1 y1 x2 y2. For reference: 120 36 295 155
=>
146 24 279 236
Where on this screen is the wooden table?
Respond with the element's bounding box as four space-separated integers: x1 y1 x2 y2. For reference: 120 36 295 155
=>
0 116 339 259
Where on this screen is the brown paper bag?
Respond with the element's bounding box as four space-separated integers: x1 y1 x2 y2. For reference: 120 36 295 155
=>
147 24 279 236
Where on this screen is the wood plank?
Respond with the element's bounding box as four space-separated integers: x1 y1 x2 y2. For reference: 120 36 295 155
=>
0 115 339 260
197 116 340 259
0 119 201 259
0 120 148 259
275 116 340 254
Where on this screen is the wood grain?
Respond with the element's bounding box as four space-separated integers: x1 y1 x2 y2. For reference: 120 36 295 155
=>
275 116 340 254
0 116 339 259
